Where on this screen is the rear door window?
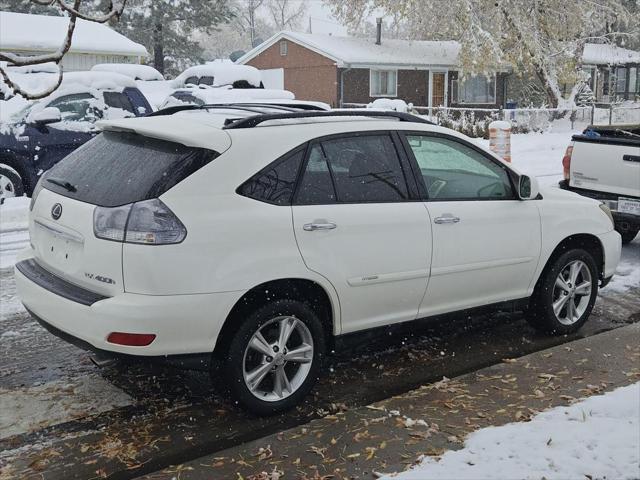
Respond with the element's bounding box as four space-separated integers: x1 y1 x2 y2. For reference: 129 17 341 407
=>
42 131 218 207
238 149 305 205
295 134 409 204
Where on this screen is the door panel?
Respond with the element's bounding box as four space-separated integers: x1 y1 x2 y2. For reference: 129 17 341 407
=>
292 133 432 333
421 200 540 316
293 203 432 332
402 132 542 316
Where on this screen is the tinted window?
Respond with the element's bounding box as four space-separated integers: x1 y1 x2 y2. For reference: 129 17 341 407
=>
238 149 304 205
199 76 214 86
184 76 198 85
296 144 337 205
406 135 513 200
322 135 408 203
43 131 218 207
47 93 99 122
103 91 135 114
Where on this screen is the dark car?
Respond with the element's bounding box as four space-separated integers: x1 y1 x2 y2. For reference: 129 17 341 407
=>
0 73 152 200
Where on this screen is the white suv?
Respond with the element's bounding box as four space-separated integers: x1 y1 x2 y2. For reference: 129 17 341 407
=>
15 106 621 414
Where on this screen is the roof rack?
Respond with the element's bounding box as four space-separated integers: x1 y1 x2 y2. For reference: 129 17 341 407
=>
222 110 435 129
146 102 326 118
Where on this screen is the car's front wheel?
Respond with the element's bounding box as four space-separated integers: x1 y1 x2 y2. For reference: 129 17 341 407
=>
0 165 24 203
527 249 598 335
222 299 325 415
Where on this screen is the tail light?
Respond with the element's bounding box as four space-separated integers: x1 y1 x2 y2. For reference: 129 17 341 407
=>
94 199 186 245
562 145 573 180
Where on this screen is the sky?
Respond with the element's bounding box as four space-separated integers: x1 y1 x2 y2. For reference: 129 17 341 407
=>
305 0 349 35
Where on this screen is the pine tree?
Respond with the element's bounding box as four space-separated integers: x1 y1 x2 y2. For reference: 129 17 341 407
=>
110 0 234 76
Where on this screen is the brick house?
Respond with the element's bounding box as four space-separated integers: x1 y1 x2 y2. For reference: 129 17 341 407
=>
237 31 509 109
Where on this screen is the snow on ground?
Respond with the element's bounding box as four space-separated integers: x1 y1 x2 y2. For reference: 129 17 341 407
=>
0 376 132 439
603 235 640 293
386 382 640 480
0 197 29 270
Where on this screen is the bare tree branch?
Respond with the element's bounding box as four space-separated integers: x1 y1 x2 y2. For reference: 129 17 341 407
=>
0 0 128 100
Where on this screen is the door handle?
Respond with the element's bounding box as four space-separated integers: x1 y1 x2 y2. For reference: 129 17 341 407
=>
434 215 460 224
303 222 337 231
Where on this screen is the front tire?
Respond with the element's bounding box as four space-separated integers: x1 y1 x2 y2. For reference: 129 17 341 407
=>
0 165 24 203
527 249 598 335
222 299 325 415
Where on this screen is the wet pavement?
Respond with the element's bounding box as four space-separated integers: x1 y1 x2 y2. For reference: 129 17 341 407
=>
0 242 639 479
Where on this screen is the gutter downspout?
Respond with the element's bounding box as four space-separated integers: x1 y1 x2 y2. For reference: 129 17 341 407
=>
340 66 352 108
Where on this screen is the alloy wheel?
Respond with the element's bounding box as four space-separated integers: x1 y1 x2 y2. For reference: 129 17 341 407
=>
242 316 314 402
552 260 592 326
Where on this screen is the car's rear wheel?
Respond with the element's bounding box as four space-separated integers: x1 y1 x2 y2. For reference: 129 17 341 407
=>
222 299 325 415
527 249 598 335
0 165 24 203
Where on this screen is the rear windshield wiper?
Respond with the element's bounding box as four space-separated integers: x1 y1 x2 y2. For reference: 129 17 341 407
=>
46 177 77 193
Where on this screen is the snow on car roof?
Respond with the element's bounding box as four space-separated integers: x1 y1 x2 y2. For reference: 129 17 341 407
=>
172 64 262 88
0 11 147 56
61 71 137 89
161 86 295 108
582 43 640 65
91 64 164 81
238 31 461 68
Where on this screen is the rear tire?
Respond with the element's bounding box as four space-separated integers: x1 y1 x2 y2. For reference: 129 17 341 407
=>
220 299 325 415
527 248 598 335
0 165 24 203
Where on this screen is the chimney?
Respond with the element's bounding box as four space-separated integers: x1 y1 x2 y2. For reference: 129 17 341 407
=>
375 17 382 45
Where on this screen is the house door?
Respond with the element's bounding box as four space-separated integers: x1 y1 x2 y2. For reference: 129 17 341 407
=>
431 72 447 107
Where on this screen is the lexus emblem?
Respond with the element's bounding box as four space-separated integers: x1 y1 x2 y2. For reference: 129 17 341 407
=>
51 203 62 220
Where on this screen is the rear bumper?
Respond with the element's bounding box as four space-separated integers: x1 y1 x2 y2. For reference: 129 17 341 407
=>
15 253 243 357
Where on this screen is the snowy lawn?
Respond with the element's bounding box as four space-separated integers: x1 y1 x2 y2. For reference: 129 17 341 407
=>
386 382 640 480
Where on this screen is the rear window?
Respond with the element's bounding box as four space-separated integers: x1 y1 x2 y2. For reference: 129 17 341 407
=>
43 131 218 207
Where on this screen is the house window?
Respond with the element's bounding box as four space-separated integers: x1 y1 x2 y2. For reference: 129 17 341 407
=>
280 40 288 56
370 70 397 97
458 74 496 104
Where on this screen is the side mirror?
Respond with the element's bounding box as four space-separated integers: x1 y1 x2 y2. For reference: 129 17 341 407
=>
518 175 540 200
31 107 61 125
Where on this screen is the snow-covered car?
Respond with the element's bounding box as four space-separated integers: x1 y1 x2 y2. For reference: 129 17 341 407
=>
90 63 172 111
159 86 330 111
15 106 621 414
559 124 640 244
172 63 263 89
0 72 152 199
90 63 164 81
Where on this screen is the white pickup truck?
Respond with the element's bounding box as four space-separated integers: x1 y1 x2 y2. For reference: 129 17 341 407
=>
559 124 640 244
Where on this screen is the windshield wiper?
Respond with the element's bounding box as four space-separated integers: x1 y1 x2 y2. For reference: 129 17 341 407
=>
46 177 77 193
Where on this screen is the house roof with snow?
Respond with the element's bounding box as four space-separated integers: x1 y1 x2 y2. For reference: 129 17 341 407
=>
0 11 147 57
237 31 462 69
582 43 640 66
